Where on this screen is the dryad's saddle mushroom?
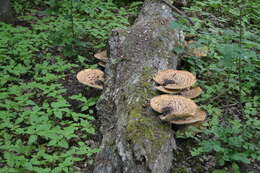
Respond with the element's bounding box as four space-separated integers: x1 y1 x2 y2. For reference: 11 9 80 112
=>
76 69 104 89
150 95 197 118
98 62 106 67
155 86 202 99
94 50 108 62
155 86 180 94
150 94 206 124
170 108 206 125
153 69 196 89
184 40 208 57
180 86 202 99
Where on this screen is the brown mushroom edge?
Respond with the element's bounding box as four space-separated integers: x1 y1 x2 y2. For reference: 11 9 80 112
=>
155 86 202 99
169 108 206 125
94 50 108 62
184 40 208 57
155 86 180 94
180 86 202 99
98 62 106 67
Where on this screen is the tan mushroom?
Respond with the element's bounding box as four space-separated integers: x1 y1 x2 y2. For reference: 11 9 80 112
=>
170 108 206 125
155 86 180 94
150 95 198 119
155 86 202 99
94 50 108 62
180 86 202 99
98 62 106 67
76 69 104 89
185 34 197 40
153 69 196 89
184 40 208 57
191 47 208 57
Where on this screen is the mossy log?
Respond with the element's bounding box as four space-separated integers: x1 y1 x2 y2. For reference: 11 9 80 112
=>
94 1 185 172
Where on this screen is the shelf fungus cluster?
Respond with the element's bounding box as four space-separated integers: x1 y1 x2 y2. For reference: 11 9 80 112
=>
151 69 206 125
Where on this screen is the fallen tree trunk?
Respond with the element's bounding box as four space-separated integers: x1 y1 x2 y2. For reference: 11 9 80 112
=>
94 1 185 172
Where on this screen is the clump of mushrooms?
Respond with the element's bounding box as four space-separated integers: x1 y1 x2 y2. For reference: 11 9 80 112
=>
151 69 206 125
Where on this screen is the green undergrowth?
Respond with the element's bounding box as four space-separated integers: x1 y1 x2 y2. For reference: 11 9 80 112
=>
172 0 260 170
0 21 98 173
0 21 99 173
1 0 259 172
0 0 142 172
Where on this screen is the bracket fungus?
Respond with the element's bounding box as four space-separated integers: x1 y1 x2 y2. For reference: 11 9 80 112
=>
180 86 202 99
150 95 198 118
150 94 206 125
155 86 202 99
76 69 104 89
153 69 196 89
170 108 206 125
155 86 180 94
98 62 106 67
94 50 108 62
184 40 208 57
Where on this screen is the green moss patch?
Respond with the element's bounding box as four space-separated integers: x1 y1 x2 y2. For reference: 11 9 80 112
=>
126 67 171 161
127 107 170 161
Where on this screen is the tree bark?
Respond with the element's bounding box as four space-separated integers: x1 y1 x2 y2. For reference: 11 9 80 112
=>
0 0 14 23
94 1 185 172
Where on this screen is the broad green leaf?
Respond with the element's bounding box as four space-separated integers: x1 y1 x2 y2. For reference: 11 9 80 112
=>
28 135 38 145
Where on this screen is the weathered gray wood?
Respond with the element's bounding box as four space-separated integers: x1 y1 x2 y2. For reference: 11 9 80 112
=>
94 1 185 172
0 0 14 24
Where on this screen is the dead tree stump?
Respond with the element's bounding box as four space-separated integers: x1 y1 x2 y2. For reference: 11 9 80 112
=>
94 1 185 172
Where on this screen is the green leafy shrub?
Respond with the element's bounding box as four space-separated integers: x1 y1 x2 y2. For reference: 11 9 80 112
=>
173 0 260 168
0 22 99 172
187 0 260 28
1 0 142 172
192 110 260 166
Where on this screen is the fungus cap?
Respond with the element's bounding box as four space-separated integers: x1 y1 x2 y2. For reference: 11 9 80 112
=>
98 62 106 67
191 47 208 57
170 108 206 125
180 87 202 99
94 50 108 62
76 69 104 89
150 95 198 116
185 40 208 57
160 112 193 122
153 69 196 89
155 86 180 94
185 34 197 40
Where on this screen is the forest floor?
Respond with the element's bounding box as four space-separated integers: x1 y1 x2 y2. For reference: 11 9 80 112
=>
0 0 259 172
